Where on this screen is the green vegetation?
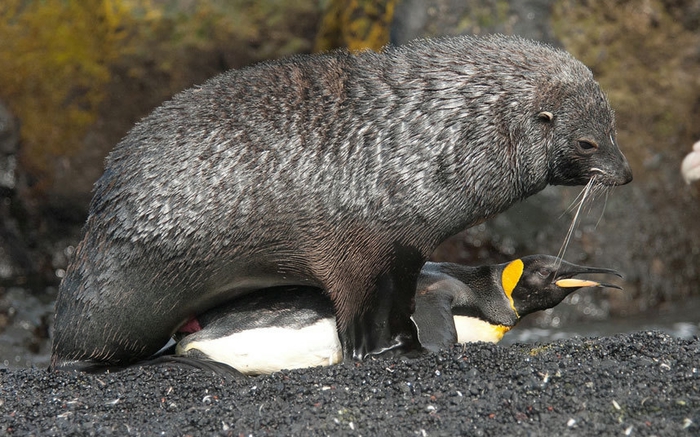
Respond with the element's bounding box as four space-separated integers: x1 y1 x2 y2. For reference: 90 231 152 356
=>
0 0 320 193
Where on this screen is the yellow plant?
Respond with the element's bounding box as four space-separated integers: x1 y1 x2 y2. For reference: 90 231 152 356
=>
315 0 396 52
0 0 132 184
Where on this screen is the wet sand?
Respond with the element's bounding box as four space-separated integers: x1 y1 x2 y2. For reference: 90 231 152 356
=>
1 331 698 436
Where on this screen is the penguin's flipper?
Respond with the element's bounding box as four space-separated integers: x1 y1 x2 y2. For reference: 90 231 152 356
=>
412 282 460 352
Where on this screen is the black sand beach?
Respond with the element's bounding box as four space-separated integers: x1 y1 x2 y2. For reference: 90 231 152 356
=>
1 331 698 436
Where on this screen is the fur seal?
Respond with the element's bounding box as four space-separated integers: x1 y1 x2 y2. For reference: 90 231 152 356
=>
175 255 622 375
51 34 633 369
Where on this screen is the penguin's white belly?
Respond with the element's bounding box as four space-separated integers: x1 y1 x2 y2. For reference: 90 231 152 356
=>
452 316 511 344
177 318 342 375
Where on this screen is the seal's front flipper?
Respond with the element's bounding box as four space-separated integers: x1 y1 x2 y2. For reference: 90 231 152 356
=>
342 306 423 361
338 245 426 361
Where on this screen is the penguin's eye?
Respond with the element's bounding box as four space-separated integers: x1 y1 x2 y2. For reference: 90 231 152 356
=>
576 140 599 155
536 268 550 278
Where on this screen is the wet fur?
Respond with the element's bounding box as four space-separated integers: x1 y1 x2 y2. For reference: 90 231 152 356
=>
52 35 631 367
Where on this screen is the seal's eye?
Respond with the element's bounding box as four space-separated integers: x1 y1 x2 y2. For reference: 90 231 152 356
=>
576 140 598 155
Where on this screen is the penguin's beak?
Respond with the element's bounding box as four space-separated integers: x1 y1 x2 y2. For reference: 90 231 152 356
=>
554 278 622 290
553 265 623 290
509 257 624 318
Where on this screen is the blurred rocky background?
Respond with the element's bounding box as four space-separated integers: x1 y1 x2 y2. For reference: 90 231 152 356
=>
0 0 698 368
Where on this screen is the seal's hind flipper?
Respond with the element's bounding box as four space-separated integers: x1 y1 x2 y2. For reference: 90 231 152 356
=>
50 352 246 381
139 354 246 381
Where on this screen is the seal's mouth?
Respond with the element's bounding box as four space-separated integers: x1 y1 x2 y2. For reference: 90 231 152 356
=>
590 160 633 186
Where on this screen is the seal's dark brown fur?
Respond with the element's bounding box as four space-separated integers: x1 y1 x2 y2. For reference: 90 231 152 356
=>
51 34 632 368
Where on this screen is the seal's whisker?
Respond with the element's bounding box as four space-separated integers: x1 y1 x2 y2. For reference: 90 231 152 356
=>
580 180 607 224
582 180 604 215
555 177 595 271
560 185 589 218
594 185 611 229
582 176 608 217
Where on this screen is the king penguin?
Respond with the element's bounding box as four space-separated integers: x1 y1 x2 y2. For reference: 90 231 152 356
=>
175 255 621 375
411 255 621 351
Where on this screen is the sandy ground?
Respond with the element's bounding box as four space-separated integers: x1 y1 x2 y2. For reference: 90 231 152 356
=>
1 331 698 436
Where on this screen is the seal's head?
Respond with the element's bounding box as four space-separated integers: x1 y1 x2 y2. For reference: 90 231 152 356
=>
536 74 633 187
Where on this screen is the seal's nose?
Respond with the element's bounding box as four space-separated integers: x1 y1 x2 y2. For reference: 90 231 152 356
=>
616 156 633 185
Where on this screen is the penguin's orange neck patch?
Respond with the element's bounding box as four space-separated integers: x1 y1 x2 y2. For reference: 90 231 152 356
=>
501 259 523 317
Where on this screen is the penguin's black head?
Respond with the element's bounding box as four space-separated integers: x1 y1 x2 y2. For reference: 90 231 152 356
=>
501 255 622 319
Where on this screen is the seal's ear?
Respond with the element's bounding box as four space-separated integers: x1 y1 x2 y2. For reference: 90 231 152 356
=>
537 111 554 122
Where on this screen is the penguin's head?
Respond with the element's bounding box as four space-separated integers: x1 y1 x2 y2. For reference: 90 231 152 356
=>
438 255 620 345
503 255 622 319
